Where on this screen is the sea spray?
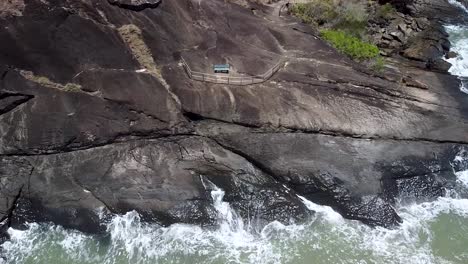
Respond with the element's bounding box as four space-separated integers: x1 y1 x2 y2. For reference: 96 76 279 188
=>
448 0 468 13
445 25 468 94
446 0 468 94
2 159 468 264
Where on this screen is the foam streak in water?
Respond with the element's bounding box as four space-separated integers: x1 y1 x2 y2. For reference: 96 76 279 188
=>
448 0 468 14
2 161 468 263
446 1 468 94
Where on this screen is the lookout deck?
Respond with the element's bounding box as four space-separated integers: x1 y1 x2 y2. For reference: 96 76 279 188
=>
181 57 284 86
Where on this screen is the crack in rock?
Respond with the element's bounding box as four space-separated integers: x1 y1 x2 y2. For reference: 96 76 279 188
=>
108 0 162 12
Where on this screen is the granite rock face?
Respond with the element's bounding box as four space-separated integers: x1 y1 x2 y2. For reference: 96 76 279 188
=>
0 0 467 236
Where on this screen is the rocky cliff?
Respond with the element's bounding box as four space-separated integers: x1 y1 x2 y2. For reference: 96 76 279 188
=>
1 0 467 238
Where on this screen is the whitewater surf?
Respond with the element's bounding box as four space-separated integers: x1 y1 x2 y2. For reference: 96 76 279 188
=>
1 153 468 264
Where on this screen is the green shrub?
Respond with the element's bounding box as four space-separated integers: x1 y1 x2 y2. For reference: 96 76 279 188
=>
289 0 369 38
289 1 337 25
63 83 83 92
376 3 396 19
320 30 380 61
370 56 386 73
334 1 368 38
334 20 368 38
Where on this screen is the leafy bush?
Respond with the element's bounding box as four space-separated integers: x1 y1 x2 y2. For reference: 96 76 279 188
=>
335 1 368 37
289 1 337 25
320 30 380 61
370 56 386 73
341 2 368 23
376 3 396 19
289 0 369 37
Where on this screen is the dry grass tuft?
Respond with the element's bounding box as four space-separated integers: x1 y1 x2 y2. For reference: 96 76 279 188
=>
20 70 82 92
118 24 168 87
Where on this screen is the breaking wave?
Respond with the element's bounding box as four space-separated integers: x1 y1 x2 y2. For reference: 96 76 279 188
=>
446 0 468 94
445 25 468 94
2 154 468 264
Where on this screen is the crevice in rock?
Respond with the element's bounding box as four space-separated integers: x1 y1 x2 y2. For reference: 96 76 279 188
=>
108 0 162 12
205 135 401 228
182 111 205 122
70 174 117 214
186 111 468 145
1 68 9 81
182 110 261 129
1 185 24 228
0 132 195 157
206 136 280 182
0 93 34 115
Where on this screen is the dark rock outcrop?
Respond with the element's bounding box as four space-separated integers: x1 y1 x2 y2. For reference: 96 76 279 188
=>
5 136 311 233
108 0 161 11
372 0 465 70
0 0 467 238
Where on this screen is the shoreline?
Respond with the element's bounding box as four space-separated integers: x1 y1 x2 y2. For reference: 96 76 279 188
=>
0 0 468 245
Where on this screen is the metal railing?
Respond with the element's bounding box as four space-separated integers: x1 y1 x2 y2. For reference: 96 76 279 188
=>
180 57 284 86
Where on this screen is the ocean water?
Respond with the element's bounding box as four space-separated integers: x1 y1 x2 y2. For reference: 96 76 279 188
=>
1 154 468 264
445 24 468 94
446 0 468 94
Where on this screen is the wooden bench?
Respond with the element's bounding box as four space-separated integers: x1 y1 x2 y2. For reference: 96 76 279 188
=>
213 64 230 74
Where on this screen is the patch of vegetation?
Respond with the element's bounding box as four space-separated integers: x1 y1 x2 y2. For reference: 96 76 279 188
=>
289 1 337 25
376 3 396 20
118 24 156 72
20 70 82 92
118 24 170 88
289 0 368 37
289 1 387 69
320 30 380 61
63 83 83 92
370 56 386 73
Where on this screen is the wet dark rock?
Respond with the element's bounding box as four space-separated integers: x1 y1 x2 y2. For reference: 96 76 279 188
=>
372 0 463 65
426 58 453 72
4 137 311 233
195 124 464 228
0 0 467 235
446 51 459 59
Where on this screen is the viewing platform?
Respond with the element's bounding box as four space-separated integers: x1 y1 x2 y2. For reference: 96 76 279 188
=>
180 57 284 86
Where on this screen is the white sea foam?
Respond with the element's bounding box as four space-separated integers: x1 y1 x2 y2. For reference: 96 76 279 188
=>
445 1 468 94
445 25 468 94
298 195 344 224
456 170 468 187
2 159 468 264
448 0 468 14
